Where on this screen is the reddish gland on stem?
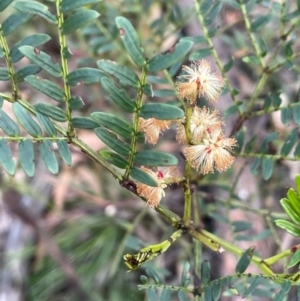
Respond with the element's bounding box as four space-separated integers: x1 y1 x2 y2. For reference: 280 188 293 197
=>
291 245 299 252
157 171 164 179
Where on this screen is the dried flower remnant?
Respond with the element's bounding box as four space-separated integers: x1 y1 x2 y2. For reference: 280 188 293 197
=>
176 107 223 144
138 117 171 145
183 128 237 174
136 166 177 207
176 60 225 103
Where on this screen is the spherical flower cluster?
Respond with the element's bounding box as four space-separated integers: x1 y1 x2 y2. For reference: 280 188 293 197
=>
138 117 171 145
136 166 178 207
183 126 237 174
176 106 224 144
135 60 236 206
176 60 237 174
176 60 225 103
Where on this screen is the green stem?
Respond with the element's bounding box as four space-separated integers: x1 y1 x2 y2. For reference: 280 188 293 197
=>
264 0 286 66
268 50 300 72
264 244 300 266
138 283 193 294
72 138 123 181
238 0 265 69
154 204 182 228
245 73 268 112
199 229 275 276
163 69 185 106
279 0 286 36
238 152 300 162
164 176 185 185
188 228 223 253
0 25 20 99
193 192 202 301
183 176 192 226
183 105 193 226
245 100 300 118
0 136 68 142
264 0 295 71
124 66 147 179
264 9 297 72
198 272 299 292
55 0 75 138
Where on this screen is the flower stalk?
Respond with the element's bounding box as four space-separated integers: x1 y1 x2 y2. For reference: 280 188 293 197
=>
55 0 75 138
124 65 148 179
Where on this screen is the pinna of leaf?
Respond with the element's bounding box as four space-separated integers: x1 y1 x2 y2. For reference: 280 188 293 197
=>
123 229 182 270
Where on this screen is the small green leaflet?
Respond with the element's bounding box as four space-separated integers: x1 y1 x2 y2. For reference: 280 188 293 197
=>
12 0 57 24
70 96 84 110
36 112 57 136
134 150 178 167
0 68 10 80
0 0 13 11
10 33 51 63
2 12 32 36
94 127 130 156
91 112 132 139
0 139 16 175
189 48 212 60
201 260 211 284
235 247 255 273
15 65 41 83
287 248 300 268
13 102 42 137
19 46 62 77
25 75 65 103
57 139 72 166
115 16 145 67
97 59 139 87
130 167 157 187
100 77 135 112
148 40 194 72
19 139 35 177
261 157 274 180
72 117 99 129
34 103 67 122
140 103 184 120
66 68 104 86
39 140 59 174
61 10 100 35
99 150 127 169
60 0 102 13
0 108 20 136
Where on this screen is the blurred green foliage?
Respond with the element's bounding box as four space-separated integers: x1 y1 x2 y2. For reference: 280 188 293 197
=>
1 0 300 300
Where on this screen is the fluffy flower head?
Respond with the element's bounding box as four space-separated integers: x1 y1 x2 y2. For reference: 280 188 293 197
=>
176 60 225 103
136 166 177 207
138 118 171 145
176 107 223 144
183 128 237 174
